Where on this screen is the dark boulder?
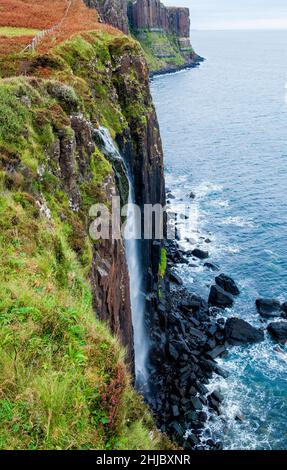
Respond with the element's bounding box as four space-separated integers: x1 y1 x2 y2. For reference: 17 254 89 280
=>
167 192 175 199
215 274 240 296
225 317 264 345
204 262 220 272
190 396 203 411
172 405 180 417
206 345 227 359
267 322 287 343
192 248 209 259
189 191 196 199
214 365 229 379
210 390 224 403
168 343 179 361
208 285 234 309
255 298 281 318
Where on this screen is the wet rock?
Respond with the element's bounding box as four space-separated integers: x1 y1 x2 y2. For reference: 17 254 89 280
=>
169 421 184 437
169 343 179 361
190 396 203 411
169 272 183 286
256 298 281 318
167 192 175 199
281 302 287 318
192 248 209 259
208 395 221 414
206 338 217 350
203 262 219 271
208 285 234 309
225 317 264 345
189 328 207 342
210 390 224 403
215 274 240 296
206 345 227 359
172 405 180 417
214 365 229 379
267 321 287 343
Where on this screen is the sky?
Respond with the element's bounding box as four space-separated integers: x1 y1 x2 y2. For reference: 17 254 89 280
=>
164 0 287 30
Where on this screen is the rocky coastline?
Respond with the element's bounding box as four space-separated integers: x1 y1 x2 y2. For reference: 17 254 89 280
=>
149 55 204 78
146 188 287 450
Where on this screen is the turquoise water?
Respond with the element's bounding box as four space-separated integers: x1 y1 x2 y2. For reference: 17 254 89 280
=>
151 30 287 450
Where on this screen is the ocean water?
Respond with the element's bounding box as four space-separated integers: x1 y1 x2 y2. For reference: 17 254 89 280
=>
151 30 287 450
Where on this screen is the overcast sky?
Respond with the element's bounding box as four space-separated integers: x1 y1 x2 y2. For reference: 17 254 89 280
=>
164 0 287 30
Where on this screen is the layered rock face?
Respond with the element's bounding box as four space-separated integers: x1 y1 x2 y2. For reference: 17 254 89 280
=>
109 40 166 341
128 0 191 44
83 0 129 34
128 0 201 74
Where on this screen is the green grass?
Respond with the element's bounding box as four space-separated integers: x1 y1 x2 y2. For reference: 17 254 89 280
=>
132 30 186 72
0 27 40 37
0 31 175 450
158 248 167 279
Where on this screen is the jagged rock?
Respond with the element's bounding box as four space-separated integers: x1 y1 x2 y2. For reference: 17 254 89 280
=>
255 298 281 318
267 322 287 343
169 421 184 437
210 390 224 403
172 405 180 417
189 191 196 199
206 345 227 359
84 0 129 34
167 192 175 199
215 274 240 296
214 365 229 379
192 248 209 259
204 262 220 271
208 285 234 309
225 317 264 345
190 397 203 411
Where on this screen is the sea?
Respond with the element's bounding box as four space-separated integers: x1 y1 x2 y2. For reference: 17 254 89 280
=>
151 30 287 450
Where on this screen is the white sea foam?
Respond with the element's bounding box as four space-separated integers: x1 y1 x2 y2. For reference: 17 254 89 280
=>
220 216 254 228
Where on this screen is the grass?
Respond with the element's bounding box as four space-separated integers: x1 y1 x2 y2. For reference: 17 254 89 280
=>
0 29 175 450
0 27 40 37
131 30 191 72
158 248 167 279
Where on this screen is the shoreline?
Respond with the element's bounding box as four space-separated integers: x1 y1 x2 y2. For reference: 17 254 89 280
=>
149 55 205 79
147 184 287 450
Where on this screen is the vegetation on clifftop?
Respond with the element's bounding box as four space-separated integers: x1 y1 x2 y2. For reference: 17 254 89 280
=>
0 29 173 450
132 30 188 72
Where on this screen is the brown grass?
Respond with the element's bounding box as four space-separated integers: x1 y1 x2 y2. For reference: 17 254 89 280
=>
0 0 121 55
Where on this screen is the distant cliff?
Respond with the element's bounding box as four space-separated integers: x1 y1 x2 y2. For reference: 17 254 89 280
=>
84 0 202 74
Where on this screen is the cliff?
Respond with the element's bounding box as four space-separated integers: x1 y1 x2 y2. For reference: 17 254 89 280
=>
83 0 129 34
83 0 202 74
128 0 202 74
0 1 171 447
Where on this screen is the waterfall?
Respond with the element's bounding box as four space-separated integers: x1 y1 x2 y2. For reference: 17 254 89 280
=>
93 127 149 389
